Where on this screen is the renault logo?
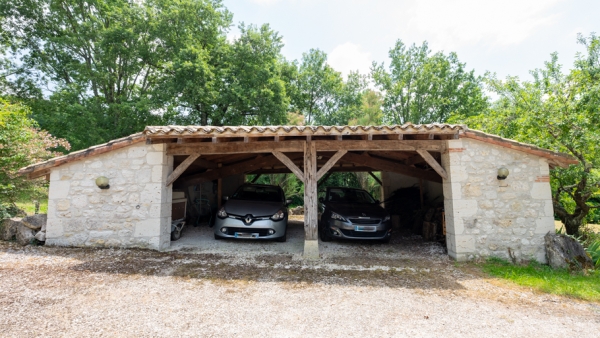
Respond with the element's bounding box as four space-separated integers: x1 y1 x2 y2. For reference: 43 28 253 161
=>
244 215 253 224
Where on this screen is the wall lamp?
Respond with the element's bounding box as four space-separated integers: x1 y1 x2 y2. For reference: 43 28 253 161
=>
497 167 509 180
95 176 110 189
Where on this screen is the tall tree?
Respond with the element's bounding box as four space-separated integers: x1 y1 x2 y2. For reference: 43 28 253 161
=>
455 34 600 235
371 40 488 124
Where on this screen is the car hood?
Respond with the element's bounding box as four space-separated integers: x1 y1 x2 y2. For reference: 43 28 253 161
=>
224 199 284 217
328 203 387 218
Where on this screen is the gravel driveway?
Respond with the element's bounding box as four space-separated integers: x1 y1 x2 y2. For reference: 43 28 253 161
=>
1 220 599 337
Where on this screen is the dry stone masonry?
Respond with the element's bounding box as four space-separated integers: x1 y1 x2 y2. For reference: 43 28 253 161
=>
442 138 554 262
45 143 173 250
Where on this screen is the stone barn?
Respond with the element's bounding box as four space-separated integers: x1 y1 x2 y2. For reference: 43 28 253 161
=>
18 124 576 262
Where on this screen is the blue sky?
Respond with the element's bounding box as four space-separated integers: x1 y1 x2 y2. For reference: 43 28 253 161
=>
224 0 600 80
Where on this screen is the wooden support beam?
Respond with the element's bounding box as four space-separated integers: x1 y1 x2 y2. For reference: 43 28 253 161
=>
416 149 448 180
342 152 442 183
272 151 305 181
303 141 319 255
217 163 222 208
166 153 201 186
166 140 444 155
316 150 347 180
368 171 382 185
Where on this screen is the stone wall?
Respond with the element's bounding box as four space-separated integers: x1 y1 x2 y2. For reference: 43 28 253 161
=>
442 138 554 262
46 143 173 250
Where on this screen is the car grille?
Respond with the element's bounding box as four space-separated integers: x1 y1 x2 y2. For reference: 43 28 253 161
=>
349 218 380 225
340 229 387 238
225 227 272 237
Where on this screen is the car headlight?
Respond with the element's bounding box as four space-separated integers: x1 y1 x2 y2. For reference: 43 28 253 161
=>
271 210 285 221
330 212 347 222
217 207 228 219
383 215 390 222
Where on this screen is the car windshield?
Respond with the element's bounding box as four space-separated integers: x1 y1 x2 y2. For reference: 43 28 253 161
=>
327 188 376 204
232 186 283 202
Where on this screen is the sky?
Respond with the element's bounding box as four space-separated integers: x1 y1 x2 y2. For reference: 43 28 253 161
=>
224 0 600 80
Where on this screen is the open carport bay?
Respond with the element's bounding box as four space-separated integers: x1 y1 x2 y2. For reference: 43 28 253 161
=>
168 217 448 263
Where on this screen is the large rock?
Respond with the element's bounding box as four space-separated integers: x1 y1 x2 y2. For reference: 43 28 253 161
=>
545 232 594 270
16 223 36 245
1 218 21 241
290 206 304 215
22 214 47 231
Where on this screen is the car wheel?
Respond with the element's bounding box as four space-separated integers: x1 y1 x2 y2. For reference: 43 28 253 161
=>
320 227 332 242
380 236 391 244
276 231 287 242
214 233 223 240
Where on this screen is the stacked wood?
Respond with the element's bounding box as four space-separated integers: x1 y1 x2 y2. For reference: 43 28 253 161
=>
422 207 444 241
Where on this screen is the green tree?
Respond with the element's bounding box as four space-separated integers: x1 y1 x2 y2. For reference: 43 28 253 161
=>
349 89 384 125
0 100 70 209
455 34 600 235
371 40 488 124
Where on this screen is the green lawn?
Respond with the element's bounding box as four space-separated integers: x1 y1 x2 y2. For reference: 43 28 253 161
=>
14 192 48 216
481 258 600 302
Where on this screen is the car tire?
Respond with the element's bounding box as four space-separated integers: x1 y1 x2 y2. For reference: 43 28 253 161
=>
320 227 332 242
276 231 287 242
380 236 391 244
171 229 182 241
214 233 223 240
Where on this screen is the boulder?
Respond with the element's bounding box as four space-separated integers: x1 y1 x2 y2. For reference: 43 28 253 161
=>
34 230 46 242
545 232 594 270
1 218 22 241
22 214 47 231
290 206 304 215
16 223 36 245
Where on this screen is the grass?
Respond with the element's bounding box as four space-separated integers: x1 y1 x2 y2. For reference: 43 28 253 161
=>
13 190 48 216
481 257 600 302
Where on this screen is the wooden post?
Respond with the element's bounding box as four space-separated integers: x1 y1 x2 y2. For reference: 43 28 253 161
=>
303 141 319 259
217 163 222 209
419 178 424 209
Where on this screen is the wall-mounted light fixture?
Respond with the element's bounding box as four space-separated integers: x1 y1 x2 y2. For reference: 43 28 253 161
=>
497 167 509 180
95 176 110 189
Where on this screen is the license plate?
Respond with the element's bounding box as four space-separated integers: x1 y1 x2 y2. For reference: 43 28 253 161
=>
235 232 259 238
354 225 377 232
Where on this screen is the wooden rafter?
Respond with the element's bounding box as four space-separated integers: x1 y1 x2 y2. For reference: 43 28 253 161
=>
342 152 442 183
183 155 271 184
166 153 201 186
416 149 448 180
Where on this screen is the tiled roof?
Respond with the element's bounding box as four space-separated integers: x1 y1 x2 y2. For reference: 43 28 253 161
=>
144 123 466 136
18 123 577 176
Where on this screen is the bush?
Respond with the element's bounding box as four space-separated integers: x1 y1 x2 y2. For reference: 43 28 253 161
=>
0 203 24 219
587 241 600 267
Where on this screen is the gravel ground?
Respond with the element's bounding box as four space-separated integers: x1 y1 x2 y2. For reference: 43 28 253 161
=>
1 220 599 337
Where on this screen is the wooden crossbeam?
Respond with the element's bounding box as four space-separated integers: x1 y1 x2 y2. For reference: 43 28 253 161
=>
416 149 448 180
166 153 201 186
316 150 347 180
342 152 442 183
166 140 444 155
272 151 305 182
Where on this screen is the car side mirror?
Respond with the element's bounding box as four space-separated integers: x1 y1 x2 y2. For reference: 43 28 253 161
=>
223 196 229 201
319 197 324 203
285 199 292 206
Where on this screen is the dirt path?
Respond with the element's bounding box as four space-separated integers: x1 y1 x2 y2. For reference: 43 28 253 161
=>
1 236 599 337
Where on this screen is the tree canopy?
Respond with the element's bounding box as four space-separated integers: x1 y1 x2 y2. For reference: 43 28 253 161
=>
453 34 600 235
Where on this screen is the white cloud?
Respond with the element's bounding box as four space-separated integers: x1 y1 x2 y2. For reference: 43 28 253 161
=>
403 0 565 50
328 42 372 78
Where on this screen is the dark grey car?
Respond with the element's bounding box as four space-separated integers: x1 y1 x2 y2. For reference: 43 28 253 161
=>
319 187 391 242
214 184 289 242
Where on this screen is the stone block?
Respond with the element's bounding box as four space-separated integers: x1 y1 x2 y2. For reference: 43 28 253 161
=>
49 180 70 199
535 216 554 234
146 152 165 165
530 182 552 199
452 199 478 218
304 240 319 260
447 165 468 182
134 219 162 237
544 200 554 217
152 165 165 182
45 220 64 238
127 146 147 158
151 144 166 152
135 169 152 184
89 160 103 169
56 199 70 211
